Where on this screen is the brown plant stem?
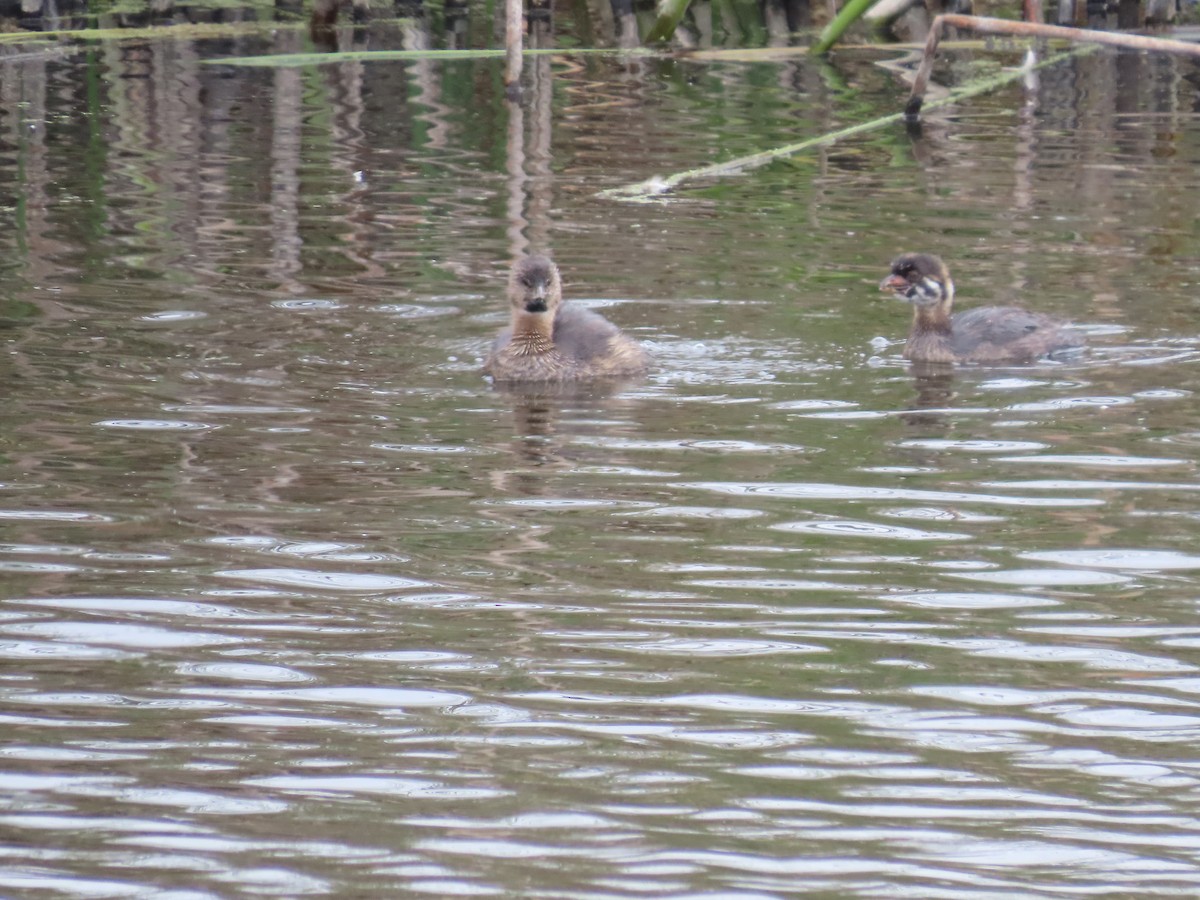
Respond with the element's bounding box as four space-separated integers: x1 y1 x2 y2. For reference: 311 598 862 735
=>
504 0 524 103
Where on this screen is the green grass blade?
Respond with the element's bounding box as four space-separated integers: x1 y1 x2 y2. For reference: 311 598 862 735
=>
812 0 879 54
646 0 694 43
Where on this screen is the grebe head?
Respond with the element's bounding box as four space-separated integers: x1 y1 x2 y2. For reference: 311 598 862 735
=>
509 255 563 316
880 252 954 310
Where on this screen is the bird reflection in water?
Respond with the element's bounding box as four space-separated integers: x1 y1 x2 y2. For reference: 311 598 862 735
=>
899 361 960 431
490 378 645 482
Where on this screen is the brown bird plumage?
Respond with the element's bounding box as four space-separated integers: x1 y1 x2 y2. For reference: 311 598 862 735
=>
483 256 651 382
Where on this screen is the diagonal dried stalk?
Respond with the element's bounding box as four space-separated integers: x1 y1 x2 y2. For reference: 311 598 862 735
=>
906 14 1200 120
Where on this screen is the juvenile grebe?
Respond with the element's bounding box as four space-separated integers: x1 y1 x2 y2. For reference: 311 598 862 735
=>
880 253 1085 364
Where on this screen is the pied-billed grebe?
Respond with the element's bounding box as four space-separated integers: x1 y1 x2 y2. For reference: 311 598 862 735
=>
483 255 651 382
879 252 1085 364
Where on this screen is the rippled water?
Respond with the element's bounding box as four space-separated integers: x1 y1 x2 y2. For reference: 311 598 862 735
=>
4 16 1200 898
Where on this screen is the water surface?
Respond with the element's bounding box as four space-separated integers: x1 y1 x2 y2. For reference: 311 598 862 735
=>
3 16 1200 898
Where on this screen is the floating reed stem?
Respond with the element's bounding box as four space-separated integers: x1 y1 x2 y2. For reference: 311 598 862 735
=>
206 47 656 67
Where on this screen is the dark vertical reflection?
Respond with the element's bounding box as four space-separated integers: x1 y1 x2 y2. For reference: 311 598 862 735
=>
504 12 557 260
10 58 59 286
270 32 303 291
324 50 378 280
525 20 555 256
901 364 957 431
1010 52 1039 295
504 90 529 260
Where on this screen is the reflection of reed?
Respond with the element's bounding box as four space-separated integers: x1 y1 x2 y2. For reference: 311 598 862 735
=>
526 22 555 255
504 89 529 259
504 17 556 259
271 31 304 291
402 18 451 152
99 38 210 277
322 45 382 280
1009 50 1038 299
2 59 61 287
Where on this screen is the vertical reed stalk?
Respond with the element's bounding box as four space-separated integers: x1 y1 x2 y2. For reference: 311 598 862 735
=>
504 0 523 102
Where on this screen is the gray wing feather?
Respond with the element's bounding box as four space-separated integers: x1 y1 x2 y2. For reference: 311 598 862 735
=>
951 306 1083 358
551 304 621 362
